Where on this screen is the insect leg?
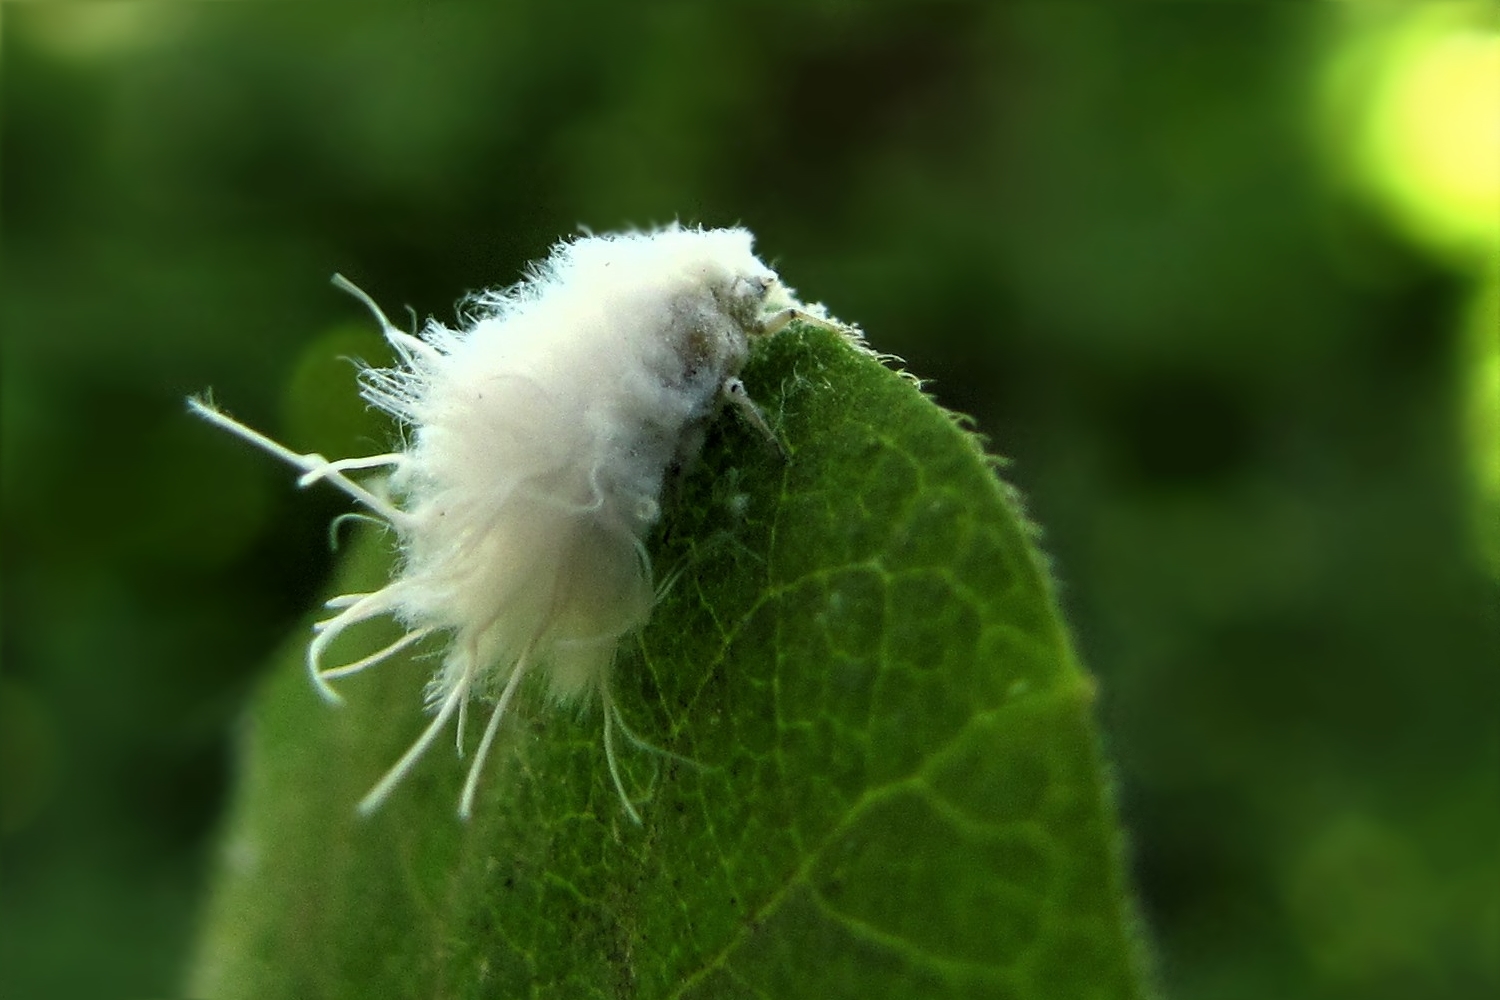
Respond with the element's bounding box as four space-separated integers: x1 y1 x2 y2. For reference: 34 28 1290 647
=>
721 378 787 459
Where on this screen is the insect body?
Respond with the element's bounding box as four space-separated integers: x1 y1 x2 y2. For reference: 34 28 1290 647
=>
192 224 841 821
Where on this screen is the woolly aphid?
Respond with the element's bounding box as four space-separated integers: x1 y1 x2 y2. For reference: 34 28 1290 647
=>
192 224 848 822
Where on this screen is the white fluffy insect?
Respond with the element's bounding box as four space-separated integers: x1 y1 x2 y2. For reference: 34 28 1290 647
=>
192 224 844 822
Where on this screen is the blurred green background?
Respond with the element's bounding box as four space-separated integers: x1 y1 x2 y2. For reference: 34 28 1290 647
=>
2 3 1495 999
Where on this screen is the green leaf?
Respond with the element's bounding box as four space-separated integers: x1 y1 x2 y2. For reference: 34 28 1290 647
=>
188 324 1152 999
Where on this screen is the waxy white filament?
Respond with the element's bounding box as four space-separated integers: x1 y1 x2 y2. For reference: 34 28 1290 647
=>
193 224 848 821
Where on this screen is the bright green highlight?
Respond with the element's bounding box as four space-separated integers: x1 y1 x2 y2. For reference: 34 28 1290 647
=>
1330 5 1500 264
1323 4 1500 573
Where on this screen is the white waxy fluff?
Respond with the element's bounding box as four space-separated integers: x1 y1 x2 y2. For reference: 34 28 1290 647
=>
191 224 843 821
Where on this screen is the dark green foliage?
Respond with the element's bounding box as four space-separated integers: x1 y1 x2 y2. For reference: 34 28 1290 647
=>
3 4 1493 999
